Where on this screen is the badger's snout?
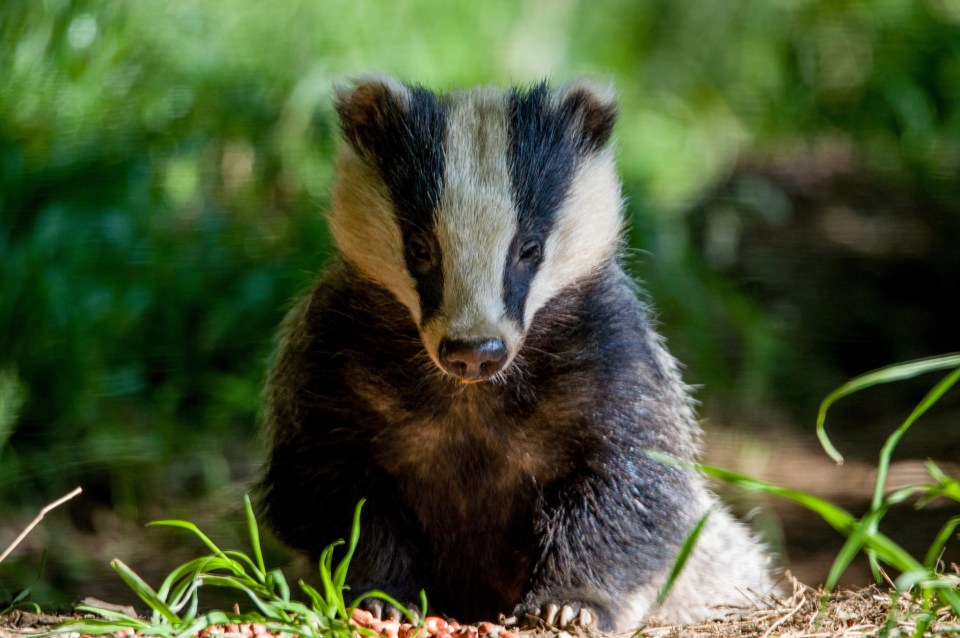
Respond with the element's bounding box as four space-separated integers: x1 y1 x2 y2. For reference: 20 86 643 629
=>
438 337 508 382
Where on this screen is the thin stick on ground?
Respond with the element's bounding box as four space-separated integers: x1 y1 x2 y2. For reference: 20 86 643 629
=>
760 594 805 638
0 486 82 564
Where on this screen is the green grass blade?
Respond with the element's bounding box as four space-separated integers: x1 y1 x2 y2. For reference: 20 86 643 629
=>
333 499 365 593
271 599 316 618
318 543 345 619
816 353 960 464
264 619 330 638
199 575 287 620
267 568 291 603
895 569 933 592
168 573 202 616
51 618 151 635
244 494 268 580
655 507 712 608
861 366 960 583
885 485 929 506
419 590 428 624
73 605 143 624
824 508 886 592
2 548 48 614
923 515 960 569
939 584 960 616
111 559 181 624
199 609 262 625
695 462 857 531
697 462 923 573
925 461 960 503
860 529 925 574
179 586 199 627
147 520 232 564
912 589 936 638
172 616 210 638
299 579 326 611
2 601 41 615
223 549 264 578
810 357 960 588
895 572 960 617
155 556 210 608
871 366 960 510
159 560 205 621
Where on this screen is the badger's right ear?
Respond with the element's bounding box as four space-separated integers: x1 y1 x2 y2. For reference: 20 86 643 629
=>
334 75 411 157
556 78 618 153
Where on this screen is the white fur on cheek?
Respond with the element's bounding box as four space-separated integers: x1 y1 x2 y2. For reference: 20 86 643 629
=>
524 151 624 326
327 149 422 324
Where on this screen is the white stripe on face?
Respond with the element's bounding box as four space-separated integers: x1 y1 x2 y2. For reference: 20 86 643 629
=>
420 89 522 363
524 149 624 328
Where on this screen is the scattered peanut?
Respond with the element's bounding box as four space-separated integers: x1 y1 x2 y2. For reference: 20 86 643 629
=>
424 616 448 633
346 607 508 638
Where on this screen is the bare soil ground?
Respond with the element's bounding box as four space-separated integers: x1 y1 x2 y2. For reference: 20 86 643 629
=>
2 575 958 638
640 576 959 637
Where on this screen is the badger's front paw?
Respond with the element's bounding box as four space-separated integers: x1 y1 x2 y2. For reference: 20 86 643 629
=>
358 596 421 623
513 599 600 630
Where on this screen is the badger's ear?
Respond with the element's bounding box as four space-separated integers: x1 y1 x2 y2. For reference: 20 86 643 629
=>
557 78 618 152
334 75 411 157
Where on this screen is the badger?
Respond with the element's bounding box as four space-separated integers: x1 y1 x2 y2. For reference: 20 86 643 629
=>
260 76 775 631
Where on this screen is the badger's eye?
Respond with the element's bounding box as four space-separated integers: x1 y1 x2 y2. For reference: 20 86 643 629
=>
407 234 436 273
518 239 543 265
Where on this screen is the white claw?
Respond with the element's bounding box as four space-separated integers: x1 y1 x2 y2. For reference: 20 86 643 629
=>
559 605 575 627
579 608 593 626
544 603 559 626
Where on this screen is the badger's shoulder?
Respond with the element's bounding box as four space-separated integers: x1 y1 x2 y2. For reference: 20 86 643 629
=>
265 260 424 430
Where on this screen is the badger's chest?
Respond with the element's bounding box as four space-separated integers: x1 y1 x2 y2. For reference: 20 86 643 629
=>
371 384 580 611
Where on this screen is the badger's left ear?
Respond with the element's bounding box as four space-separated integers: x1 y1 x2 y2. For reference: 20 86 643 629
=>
334 74 412 159
556 78 618 152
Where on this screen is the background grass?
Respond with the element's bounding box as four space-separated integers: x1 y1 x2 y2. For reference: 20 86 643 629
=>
2 0 959 607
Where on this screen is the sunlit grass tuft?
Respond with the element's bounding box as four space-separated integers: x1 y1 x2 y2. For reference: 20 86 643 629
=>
698 353 960 633
50 496 423 637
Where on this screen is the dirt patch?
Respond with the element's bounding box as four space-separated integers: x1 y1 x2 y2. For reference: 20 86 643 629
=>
1 610 79 638
2 577 958 638
640 576 959 637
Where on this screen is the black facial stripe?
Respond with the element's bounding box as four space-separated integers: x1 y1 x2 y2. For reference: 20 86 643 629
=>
410 233 444 325
503 234 543 325
344 84 447 324
503 83 584 325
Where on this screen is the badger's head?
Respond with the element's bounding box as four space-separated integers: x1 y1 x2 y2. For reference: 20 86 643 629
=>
328 76 623 384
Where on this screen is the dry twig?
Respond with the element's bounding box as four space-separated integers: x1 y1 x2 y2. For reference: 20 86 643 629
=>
0 486 82 564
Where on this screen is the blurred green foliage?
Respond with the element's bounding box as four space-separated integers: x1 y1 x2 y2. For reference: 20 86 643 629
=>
2 0 960 605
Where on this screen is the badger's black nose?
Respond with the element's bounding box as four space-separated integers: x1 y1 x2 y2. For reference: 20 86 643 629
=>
438 337 508 381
